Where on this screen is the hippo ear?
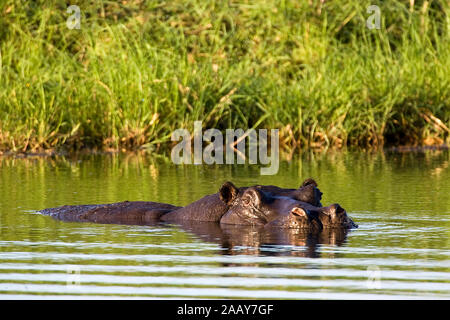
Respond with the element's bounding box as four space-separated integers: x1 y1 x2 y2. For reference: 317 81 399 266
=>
295 185 314 202
296 182 323 207
300 178 318 188
219 181 239 205
241 188 264 207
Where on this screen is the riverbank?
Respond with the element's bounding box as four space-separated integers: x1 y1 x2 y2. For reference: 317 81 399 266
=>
1 0 449 153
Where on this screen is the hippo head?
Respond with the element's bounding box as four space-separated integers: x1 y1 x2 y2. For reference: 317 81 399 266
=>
218 181 357 230
231 178 323 207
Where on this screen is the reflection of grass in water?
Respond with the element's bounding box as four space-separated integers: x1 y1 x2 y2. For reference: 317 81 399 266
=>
0 0 449 153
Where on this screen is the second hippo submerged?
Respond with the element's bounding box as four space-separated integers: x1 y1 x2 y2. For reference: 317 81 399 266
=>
40 178 358 230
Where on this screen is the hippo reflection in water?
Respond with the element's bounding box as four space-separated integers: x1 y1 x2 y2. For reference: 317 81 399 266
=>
40 178 357 230
40 178 357 258
170 221 351 258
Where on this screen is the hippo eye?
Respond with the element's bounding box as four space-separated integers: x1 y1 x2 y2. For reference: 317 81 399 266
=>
241 188 263 207
242 196 252 207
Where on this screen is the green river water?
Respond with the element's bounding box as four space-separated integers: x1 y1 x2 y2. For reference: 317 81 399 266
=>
0 150 449 299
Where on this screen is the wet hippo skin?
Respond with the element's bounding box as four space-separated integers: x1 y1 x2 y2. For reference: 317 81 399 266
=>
40 178 357 230
39 201 180 224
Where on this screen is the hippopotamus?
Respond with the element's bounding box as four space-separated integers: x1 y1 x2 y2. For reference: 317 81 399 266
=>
40 178 357 230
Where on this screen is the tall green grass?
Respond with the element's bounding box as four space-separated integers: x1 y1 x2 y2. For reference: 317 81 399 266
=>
0 0 449 153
